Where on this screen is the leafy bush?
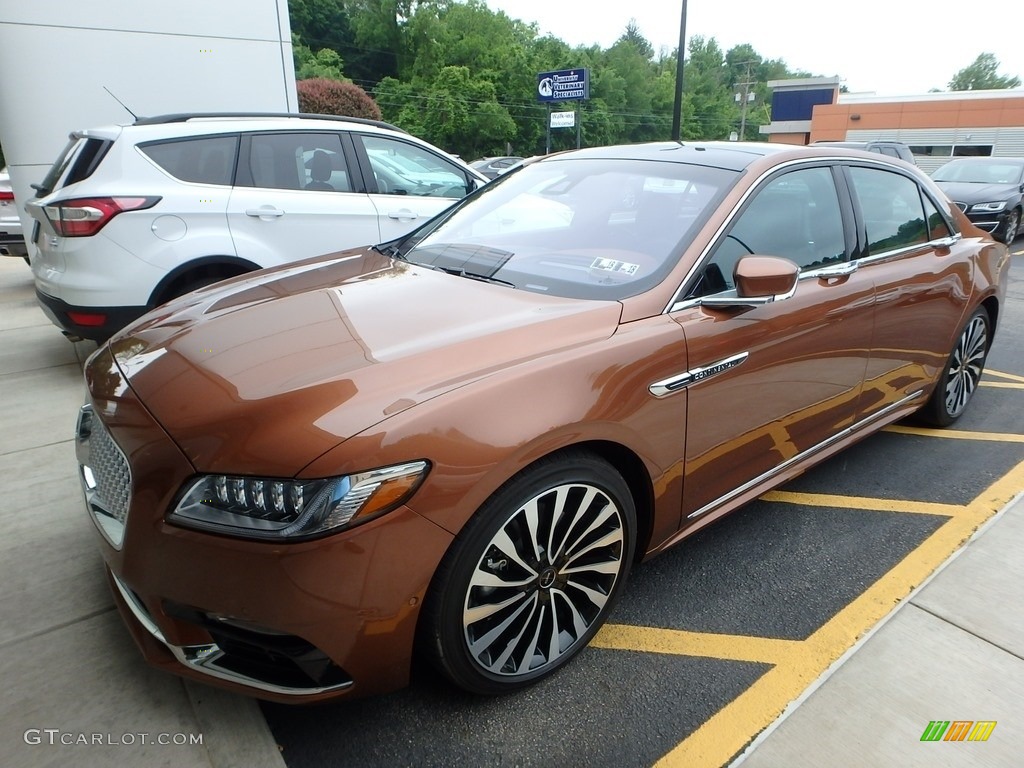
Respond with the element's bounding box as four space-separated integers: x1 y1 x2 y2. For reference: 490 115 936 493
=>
297 78 382 120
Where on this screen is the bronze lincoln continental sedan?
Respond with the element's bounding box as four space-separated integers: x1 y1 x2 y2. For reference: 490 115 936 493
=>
77 141 1009 703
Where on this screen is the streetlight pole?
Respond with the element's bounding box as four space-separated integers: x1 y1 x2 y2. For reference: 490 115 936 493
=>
671 0 688 141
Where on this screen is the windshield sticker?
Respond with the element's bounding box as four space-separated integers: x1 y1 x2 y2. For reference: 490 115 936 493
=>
590 258 639 276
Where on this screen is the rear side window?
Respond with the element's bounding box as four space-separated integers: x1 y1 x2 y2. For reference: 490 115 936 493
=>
848 167 930 254
66 138 113 186
243 133 350 192
139 135 238 185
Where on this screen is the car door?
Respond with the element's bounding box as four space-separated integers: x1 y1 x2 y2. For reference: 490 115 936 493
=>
843 163 973 418
227 131 381 268
353 133 478 241
669 164 876 522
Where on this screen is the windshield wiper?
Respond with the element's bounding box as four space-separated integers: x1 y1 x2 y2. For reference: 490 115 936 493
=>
372 242 403 258
415 262 516 288
447 269 516 288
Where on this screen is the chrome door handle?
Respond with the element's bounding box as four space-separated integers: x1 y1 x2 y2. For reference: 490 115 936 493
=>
245 207 285 218
387 210 419 220
807 261 859 279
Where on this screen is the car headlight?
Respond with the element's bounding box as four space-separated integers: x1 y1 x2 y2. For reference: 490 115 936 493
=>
969 201 1007 213
168 461 429 540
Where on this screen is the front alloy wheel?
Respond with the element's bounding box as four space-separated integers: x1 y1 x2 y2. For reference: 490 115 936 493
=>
423 453 636 694
998 208 1020 244
919 308 989 426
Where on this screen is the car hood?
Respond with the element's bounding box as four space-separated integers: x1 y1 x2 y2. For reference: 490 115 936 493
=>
933 180 1018 204
108 250 622 476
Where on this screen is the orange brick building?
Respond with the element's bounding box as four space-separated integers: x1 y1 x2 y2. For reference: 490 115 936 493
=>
760 82 1024 173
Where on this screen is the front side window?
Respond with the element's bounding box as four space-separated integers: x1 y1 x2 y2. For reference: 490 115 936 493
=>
848 166 931 255
140 135 238 186
245 133 350 192
361 135 471 199
691 166 846 297
398 157 737 301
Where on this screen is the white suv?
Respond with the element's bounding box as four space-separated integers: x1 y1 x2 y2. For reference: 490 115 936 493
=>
26 113 488 341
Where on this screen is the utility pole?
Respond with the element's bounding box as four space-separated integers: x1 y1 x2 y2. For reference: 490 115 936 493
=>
671 0 688 141
733 60 757 141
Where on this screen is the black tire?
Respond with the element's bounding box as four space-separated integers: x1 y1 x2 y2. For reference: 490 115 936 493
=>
997 208 1020 245
422 451 636 695
917 308 990 427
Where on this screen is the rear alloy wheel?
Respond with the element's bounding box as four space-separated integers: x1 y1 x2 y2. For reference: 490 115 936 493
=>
918 308 989 427
998 208 1020 244
423 453 635 695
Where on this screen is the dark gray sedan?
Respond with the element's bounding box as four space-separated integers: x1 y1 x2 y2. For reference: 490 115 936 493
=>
933 157 1024 243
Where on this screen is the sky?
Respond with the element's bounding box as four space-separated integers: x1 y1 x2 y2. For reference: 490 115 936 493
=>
483 1 1024 97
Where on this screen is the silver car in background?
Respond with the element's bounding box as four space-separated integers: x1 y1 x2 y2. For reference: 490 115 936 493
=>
0 167 28 261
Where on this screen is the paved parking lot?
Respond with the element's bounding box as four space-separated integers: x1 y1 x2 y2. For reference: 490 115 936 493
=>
1 248 1021 768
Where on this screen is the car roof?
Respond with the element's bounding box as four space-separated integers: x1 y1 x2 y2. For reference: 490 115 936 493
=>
813 141 902 146
537 141 839 173
132 112 406 133
76 113 411 142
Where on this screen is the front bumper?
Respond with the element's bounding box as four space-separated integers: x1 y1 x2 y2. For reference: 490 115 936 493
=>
109 570 354 698
961 209 1015 238
77 346 454 703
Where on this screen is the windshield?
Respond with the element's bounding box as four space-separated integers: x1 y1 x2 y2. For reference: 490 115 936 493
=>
933 159 1024 185
397 157 738 301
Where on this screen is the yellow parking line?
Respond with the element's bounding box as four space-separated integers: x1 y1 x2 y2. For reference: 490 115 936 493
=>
655 457 1024 768
592 625 799 665
883 424 1024 442
981 381 1024 390
761 490 961 516
985 368 1024 383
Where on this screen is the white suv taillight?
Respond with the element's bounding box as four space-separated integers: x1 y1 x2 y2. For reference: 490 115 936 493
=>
44 196 160 237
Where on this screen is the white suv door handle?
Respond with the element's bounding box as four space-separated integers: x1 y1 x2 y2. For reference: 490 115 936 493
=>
245 207 285 218
387 210 419 220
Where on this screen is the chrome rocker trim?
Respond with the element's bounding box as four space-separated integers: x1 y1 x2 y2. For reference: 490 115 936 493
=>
686 390 925 520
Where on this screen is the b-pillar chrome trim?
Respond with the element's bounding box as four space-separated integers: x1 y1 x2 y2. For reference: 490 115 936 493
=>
649 352 749 397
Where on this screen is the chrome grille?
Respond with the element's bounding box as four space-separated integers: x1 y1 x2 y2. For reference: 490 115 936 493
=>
89 418 131 524
78 404 132 549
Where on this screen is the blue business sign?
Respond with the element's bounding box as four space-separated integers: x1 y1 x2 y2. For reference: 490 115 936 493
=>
537 68 589 103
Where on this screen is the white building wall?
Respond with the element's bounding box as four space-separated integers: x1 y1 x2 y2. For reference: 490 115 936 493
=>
846 127 1024 173
0 0 297 248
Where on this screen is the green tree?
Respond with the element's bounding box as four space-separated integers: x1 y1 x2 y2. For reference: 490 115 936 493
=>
377 66 515 158
293 35 346 81
679 36 735 141
948 53 1021 91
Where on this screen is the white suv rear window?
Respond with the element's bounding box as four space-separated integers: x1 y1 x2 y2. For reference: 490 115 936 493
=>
139 135 238 185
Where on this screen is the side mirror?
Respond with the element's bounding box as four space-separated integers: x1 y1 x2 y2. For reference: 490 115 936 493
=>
735 255 799 299
701 255 800 308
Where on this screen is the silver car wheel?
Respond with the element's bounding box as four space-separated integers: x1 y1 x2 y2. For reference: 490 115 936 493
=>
462 482 625 677
944 313 988 418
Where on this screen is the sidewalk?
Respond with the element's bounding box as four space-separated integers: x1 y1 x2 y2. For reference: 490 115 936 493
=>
733 492 1024 767
0 258 284 768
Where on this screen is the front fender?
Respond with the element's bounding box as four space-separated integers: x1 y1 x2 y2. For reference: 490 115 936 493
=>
300 314 690 549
